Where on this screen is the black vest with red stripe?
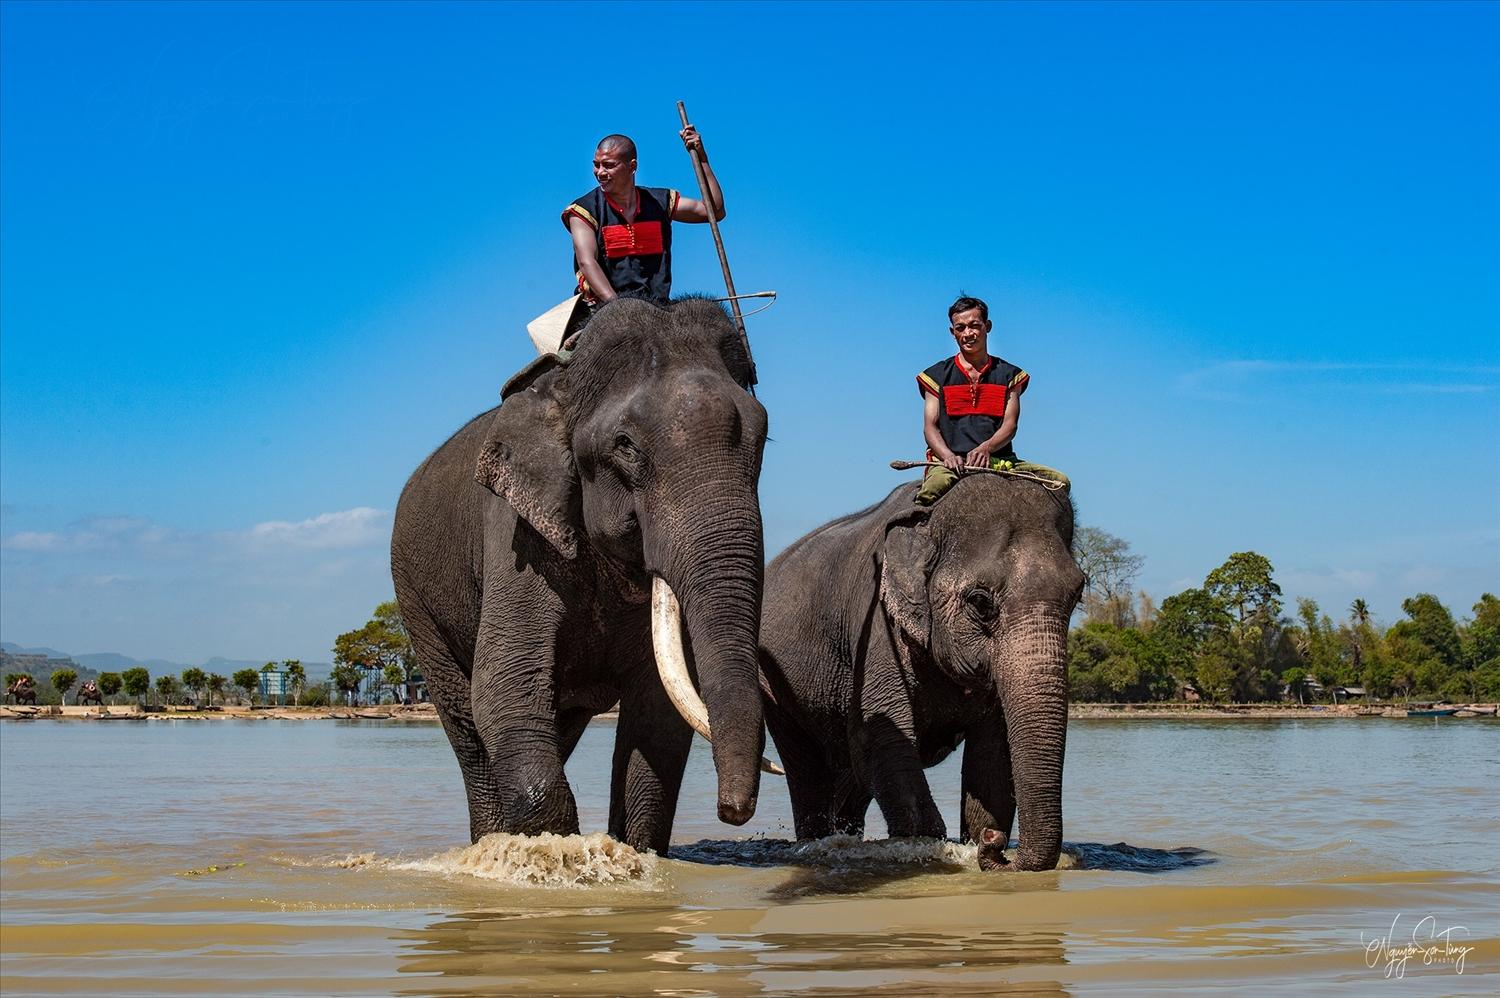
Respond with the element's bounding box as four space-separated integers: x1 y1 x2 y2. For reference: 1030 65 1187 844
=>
563 186 677 304
917 354 1030 458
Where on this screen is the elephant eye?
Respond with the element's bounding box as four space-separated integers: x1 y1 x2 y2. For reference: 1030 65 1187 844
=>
964 587 997 619
613 433 641 460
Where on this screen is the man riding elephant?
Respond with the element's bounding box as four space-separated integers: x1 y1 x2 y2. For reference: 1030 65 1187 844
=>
759 473 1083 871
393 297 770 854
915 295 1069 505
77 680 103 706
559 128 725 347
6 674 38 705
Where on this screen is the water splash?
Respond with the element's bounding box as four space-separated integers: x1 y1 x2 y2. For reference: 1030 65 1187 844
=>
336 832 655 887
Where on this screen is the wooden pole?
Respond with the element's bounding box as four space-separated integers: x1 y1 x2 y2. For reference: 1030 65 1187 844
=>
677 100 757 389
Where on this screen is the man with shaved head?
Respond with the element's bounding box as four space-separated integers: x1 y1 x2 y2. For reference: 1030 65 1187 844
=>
562 127 726 324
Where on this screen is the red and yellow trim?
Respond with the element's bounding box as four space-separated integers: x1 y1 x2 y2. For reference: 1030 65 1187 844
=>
668 189 681 215
1009 369 1030 395
561 204 598 230
916 372 941 398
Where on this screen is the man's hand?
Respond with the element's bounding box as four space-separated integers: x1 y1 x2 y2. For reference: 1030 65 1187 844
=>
941 452 965 472
965 443 994 468
680 124 704 156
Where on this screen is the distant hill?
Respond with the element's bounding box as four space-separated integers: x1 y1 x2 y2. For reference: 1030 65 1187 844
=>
1 642 72 659
72 651 185 674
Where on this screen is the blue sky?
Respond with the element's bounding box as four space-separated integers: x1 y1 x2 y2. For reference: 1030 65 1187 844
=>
2 1 1496 663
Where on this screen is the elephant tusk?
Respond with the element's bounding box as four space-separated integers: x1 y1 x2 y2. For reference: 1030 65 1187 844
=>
650 576 784 777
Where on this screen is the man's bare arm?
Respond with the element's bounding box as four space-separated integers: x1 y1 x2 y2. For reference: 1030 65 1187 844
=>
966 393 1021 467
924 394 964 471
671 126 726 222
568 215 615 302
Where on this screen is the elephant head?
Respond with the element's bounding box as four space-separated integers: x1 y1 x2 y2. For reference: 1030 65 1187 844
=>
880 475 1083 869
475 298 768 824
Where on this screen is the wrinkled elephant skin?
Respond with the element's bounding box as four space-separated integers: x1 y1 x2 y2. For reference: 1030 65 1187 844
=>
759 475 1082 871
392 299 768 854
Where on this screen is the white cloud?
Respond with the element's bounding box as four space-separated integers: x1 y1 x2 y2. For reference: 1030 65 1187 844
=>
1 506 395 662
1177 360 1499 400
3 531 65 551
244 507 388 550
2 507 390 559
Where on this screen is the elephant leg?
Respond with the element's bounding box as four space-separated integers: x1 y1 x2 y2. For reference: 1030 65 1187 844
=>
765 705 841 840
558 707 595 763
853 712 944 839
831 769 873 837
851 639 945 840
472 581 579 838
399 595 500 842
960 711 1015 870
608 671 694 855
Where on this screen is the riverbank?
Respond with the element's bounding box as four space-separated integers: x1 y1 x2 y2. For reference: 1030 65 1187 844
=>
0 703 448 722
3 702 1495 722
1071 701 1498 719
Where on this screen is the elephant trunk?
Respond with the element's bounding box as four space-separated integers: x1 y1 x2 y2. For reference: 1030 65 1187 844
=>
995 606 1070 871
649 489 766 826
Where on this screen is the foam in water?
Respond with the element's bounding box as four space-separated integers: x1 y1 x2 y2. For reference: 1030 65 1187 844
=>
383 832 654 886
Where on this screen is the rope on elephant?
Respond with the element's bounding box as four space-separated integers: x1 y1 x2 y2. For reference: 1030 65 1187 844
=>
713 290 777 319
889 459 1070 492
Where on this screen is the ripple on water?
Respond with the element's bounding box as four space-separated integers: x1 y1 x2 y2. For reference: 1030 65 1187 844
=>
673 836 1212 874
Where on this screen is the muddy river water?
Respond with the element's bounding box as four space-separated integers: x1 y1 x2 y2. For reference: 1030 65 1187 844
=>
1 717 1495 995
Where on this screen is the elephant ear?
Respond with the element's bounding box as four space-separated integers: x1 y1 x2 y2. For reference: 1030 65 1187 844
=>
879 521 937 645
474 377 581 558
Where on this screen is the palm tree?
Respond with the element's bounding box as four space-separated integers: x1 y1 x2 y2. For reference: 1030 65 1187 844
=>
284 660 306 703
1350 599 1370 625
206 673 227 707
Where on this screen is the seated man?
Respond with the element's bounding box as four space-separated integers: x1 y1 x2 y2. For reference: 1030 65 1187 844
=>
561 128 725 330
914 295 1069 506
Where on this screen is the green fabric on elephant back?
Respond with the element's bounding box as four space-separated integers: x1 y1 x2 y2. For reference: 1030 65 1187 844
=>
393 297 768 852
759 473 1082 872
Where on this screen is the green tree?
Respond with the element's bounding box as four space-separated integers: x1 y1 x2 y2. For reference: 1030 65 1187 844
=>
121 666 151 706
154 674 179 706
1465 594 1500 663
206 673 227 707
330 663 362 706
51 668 78 705
284 660 307 702
1154 586 1233 697
1396 594 1461 667
97 672 123 703
333 599 418 703
181 667 208 707
1296 598 1344 701
1282 666 1309 705
381 662 406 702
1203 552 1287 700
298 683 330 707
232 668 260 705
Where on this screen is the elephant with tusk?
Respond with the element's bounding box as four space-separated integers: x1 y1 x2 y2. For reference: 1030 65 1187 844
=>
392 298 772 854
758 474 1083 871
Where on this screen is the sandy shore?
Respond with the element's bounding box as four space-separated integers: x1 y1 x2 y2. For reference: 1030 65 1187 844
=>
3 703 1494 722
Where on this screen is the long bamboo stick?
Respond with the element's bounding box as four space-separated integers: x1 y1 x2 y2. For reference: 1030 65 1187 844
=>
677 100 757 390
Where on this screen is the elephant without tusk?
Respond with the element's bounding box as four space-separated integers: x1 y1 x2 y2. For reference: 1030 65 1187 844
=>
758 474 1083 871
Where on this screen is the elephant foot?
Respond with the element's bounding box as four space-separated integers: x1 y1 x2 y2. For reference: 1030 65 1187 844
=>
499 777 580 837
884 799 947 841
977 827 1010 871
